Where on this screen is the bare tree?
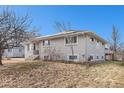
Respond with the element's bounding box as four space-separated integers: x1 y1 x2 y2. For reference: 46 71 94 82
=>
44 46 61 61
54 21 72 32
117 43 124 53
54 21 76 61
24 29 40 42
111 25 120 60
112 25 120 52
0 9 31 65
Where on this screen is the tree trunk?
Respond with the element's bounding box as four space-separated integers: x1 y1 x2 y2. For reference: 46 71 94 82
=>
0 54 3 65
112 51 116 61
112 53 114 61
0 50 3 65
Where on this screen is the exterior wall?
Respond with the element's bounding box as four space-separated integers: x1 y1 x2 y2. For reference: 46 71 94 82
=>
105 54 113 61
39 35 87 62
86 35 105 61
25 43 33 59
25 42 40 60
105 53 123 61
3 47 24 58
25 34 105 62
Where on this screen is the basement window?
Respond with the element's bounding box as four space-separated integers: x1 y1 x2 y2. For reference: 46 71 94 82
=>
8 49 12 52
69 55 78 60
88 56 93 61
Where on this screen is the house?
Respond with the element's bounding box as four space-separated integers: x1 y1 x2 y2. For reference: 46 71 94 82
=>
25 30 107 62
3 45 24 58
105 44 124 61
105 44 113 61
3 31 39 58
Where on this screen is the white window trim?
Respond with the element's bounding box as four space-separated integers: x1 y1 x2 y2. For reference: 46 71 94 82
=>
90 37 95 42
43 40 50 46
64 35 78 46
67 54 79 62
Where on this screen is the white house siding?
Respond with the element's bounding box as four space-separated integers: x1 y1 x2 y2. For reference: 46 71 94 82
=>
3 47 24 58
86 35 105 61
25 43 33 59
25 31 106 62
39 35 88 62
25 42 40 60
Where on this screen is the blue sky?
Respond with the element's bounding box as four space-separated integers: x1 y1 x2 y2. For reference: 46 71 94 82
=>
1 5 124 42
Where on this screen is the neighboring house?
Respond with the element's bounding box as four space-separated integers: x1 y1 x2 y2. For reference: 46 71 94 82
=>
3 31 38 58
3 45 24 58
105 44 124 61
25 31 107 62
105 44 113 61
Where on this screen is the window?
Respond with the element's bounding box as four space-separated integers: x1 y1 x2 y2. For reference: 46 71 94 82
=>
65 36 77 44
69 55 78 60
88 56 93 61
102 56 104 59
43 40 50 46
90 37 94 42
8 49 12 52
105 48 108 50
97 56 99 59
96 41 100 46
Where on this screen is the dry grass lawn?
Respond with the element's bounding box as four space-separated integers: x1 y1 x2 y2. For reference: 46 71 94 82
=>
0 60 124 88
2 58 25 64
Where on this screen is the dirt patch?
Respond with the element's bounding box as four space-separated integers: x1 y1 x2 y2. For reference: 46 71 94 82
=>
0 61 124 88
2 58 25 64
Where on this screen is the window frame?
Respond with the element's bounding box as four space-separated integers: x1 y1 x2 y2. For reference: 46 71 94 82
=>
43 40 50 46
67 54 79 61
69 55 78 60
96 40 100 46
64 36 78 45
90 37 94 42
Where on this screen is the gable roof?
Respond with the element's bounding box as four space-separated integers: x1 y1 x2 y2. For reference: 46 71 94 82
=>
30 30 107 44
